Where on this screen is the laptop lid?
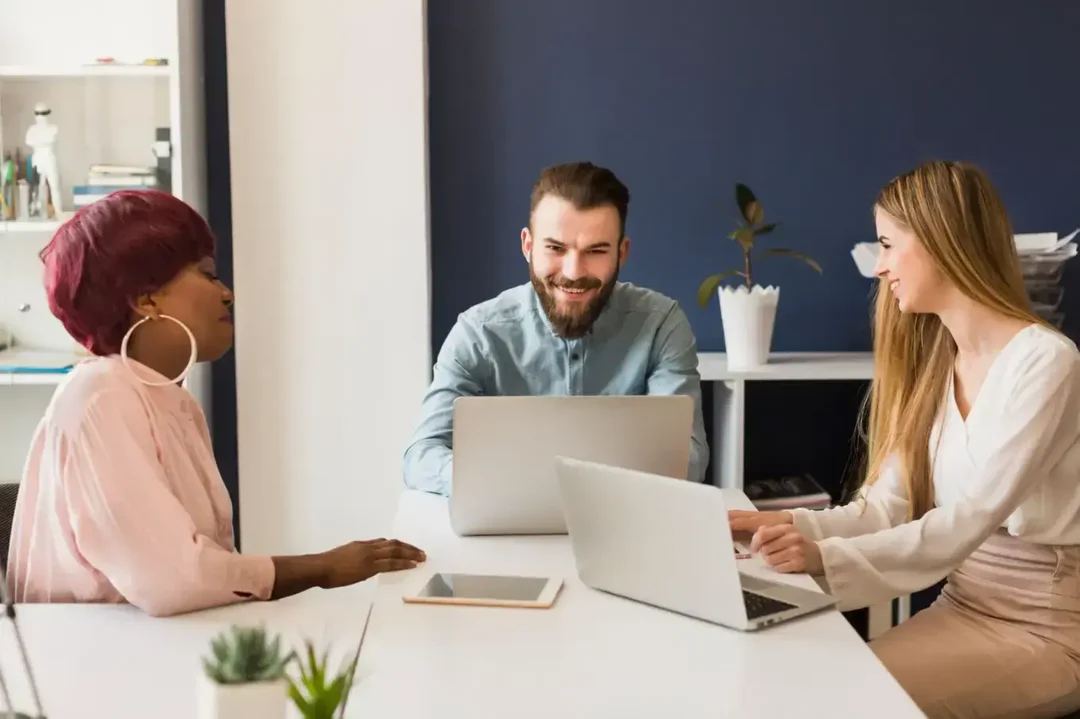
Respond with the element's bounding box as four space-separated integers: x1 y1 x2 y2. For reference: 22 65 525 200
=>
555 455 750 628
449 395 693 536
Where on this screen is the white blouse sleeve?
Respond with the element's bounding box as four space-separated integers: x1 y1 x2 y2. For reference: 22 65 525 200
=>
790 455 910 541
817 339 1080 612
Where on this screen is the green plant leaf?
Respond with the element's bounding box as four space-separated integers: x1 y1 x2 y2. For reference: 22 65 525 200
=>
696 271 743 308
287 639 362 719
288 682 309 710
202 624 290 684
746 200 763 225
735 183 761 225
762 248 822 273
752 222 779 237
735 227 754 253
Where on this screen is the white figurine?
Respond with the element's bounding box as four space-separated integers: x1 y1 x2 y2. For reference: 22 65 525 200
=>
24 102 62 217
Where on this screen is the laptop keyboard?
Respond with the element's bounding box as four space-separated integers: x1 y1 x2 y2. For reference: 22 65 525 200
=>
743 590 797 620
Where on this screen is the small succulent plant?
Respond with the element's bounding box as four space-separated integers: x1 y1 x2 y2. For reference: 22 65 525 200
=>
697 182 821 306
202 625 292 685
288 639 361 719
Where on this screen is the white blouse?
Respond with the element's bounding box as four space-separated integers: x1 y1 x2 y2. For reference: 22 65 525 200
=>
791 324 1080 611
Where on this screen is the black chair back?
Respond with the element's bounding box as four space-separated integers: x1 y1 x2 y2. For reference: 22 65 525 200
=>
0 482 19 570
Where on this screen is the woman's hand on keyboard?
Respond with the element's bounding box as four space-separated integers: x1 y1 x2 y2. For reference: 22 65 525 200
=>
750 524 823 576
728 510 792 537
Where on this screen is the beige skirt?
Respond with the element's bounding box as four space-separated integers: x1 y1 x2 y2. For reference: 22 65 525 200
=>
870 529 1080 719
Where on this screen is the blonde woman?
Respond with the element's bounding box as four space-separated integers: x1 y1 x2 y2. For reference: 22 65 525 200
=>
730 161 1080 718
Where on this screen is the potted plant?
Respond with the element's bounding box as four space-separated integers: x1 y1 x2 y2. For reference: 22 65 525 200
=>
288 639 362 719
696 183 821 369
197 625 292 719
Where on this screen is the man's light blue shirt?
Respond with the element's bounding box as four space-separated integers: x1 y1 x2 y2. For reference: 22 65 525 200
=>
402 281 710 496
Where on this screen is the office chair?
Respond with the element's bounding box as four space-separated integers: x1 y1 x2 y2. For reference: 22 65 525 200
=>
0 482 18 570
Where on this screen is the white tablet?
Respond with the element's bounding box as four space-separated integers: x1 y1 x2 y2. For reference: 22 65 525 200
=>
401 572 563 608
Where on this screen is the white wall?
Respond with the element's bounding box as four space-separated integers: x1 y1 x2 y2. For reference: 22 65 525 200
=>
225 1 431 554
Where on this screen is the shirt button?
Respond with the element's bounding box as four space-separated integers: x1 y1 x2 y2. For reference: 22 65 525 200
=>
570 353 579 361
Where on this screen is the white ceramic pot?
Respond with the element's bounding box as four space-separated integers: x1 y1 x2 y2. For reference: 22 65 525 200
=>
195 673 288 719
718 284 780 370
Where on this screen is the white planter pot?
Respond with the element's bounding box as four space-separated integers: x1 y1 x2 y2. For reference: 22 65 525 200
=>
718 284 779 370
195 673 288 719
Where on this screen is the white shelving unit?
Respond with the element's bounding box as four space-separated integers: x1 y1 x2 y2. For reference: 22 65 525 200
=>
0 65 171 79
0 219 59 234
698 351 874 489
0 0 209 483
0 372 69 387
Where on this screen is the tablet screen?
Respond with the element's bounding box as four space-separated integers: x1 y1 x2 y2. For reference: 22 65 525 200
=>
416 573 550 602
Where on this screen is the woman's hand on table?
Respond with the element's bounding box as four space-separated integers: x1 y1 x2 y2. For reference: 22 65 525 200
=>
271 538 426 600
319 538 427 588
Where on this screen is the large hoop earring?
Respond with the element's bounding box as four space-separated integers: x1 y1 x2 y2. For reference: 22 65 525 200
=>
119 314 198 386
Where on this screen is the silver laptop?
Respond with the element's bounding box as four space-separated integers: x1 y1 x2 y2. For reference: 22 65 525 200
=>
555 456 837 631
449 395 693 536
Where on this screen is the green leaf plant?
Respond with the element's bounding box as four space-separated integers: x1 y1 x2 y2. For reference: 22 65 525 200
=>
696 183 822 308
202 625 293 685
288 639 362 719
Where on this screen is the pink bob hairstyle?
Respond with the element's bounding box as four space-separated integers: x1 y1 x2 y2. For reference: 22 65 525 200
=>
40 190 216 356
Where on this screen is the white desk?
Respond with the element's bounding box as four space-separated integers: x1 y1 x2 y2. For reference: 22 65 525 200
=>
352 489 921 718
0 581 380 718
0 489 919 718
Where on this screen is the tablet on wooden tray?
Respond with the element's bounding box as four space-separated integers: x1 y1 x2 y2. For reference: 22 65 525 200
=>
402 572 563 608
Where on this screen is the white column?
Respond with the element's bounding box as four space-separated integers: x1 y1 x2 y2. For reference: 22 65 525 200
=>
225 0 431 555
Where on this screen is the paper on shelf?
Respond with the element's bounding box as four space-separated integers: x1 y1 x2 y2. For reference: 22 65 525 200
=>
1016 228 1079 253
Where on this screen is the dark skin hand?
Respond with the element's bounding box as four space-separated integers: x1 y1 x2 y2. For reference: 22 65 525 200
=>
269 538 427 600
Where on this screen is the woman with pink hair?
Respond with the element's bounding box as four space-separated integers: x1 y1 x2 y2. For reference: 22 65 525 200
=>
7 190 424 616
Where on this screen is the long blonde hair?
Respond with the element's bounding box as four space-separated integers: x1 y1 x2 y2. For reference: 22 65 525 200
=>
861 161 1054 520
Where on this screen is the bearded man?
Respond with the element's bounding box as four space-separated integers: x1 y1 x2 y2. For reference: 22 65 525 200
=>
403 161 708 496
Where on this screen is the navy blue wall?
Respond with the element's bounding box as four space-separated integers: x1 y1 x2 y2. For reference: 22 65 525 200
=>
428 1 1080 355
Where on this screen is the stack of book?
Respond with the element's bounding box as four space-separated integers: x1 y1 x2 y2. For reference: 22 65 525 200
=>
743 474 833 511
72 164 158 209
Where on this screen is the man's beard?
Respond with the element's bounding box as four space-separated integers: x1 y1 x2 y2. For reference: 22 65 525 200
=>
530 261 618 339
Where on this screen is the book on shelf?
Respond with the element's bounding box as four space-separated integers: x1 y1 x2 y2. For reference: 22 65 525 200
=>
73 164 160 208
743 474 833 511
83 175 158 187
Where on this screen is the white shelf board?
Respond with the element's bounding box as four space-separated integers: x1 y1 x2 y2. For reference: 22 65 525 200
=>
0 349 81 387
698 351 874 382
0 65 169 78
0 371 68 387
0 220 61 234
